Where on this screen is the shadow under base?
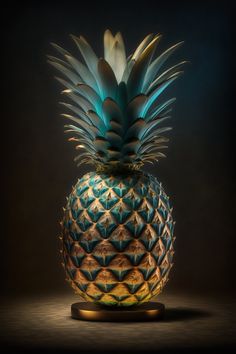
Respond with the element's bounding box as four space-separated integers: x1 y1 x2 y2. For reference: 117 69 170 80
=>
71 302 165 322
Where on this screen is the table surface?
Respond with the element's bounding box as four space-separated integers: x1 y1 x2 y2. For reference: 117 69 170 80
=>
0 291 235 353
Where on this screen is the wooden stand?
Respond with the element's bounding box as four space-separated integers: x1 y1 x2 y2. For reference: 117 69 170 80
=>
71 302 165 322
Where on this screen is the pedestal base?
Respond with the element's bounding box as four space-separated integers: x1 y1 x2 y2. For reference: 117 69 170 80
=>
71 302 165 322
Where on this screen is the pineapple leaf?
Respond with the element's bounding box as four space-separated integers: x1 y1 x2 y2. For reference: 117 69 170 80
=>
131 34 155 61
64 122 98 139
139 117 171 140
104 29 113 61
64 54 99 92
109 119 123 136
104 30 126 83
74 137 97 152
59 102 92 125
142 41 184 92
47 55 72 70
76 83 103 115
106 130 123 147
127 35 161 99
75 156 94 167
50 42 71 57
62 91 93 113
147 61 187 94
71 35 98 76
48 60 80 84
97 58 118 100
146 98 176 122
102 98 123 127
87 110 106 134
94 137 109 153
127 94 147 122
122 138 140 155
121 59 135 83
141 127 172 145
124 118 145 140
141 76 178 117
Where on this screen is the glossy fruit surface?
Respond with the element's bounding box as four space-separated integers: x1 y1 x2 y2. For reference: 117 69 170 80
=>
62 171 174 306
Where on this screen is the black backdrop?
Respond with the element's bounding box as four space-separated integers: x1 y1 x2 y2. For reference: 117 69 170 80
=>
1 0 234 297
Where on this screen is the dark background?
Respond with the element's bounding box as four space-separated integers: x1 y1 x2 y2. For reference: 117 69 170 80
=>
1 0 234 299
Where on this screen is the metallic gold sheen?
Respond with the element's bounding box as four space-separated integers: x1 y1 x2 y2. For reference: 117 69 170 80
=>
62 171 175 306
71 302 165 321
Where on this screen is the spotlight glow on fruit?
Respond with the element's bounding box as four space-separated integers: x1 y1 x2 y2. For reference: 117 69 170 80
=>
49 30 185 307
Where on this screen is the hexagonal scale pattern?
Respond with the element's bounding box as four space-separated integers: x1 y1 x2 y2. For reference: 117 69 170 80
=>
62 171 175 306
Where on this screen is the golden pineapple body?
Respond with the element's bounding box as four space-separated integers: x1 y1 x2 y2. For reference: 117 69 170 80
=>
62 171 174 306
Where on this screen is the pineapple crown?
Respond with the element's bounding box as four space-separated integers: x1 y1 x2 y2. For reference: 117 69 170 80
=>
48 30 185 172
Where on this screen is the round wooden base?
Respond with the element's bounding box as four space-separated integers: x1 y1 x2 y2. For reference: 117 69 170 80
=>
71 302 165 322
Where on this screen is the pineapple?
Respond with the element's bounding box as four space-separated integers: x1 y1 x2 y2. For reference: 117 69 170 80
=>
49 30 184 306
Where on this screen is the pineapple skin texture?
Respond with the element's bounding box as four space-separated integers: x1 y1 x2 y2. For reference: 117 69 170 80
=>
62 171 175 306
